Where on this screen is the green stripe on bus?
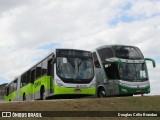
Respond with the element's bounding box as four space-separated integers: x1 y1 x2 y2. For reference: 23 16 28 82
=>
119 85 150 95
5 91 17 101
20 83 34 97
34 76 53 92
54 85 95 95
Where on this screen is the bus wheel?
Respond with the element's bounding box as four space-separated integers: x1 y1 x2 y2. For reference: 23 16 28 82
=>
40 87 46 100
23 93 26 101
98 88 106 98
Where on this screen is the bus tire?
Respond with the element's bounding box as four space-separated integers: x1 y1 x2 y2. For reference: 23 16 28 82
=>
23 93 26 101
98 87 106 98
40 86 46 100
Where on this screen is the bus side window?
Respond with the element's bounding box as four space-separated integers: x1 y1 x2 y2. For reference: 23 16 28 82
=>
36 63 42 79
93 52 101 68
98 48 114 63
14 79 17 91
31 69 36 83
42 58 48 75
22 73 27 87
26 70 31 84
6 87 9 96
47 58 54 78
95 60 101 68
47 59 52 76
10 82 14 93
105 63 119 80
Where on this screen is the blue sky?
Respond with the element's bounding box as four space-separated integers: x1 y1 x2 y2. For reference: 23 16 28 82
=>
109 2 134 25
0 0 159 95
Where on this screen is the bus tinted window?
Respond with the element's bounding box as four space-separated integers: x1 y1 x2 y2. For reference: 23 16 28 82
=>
36 63 42 79
47 59 52 76
6 87 9 96
56 49 92 58
105 63 119 79
22 73 27 87
93 52 98 61
113 46 144 59
14 79 17 91
10 82 14 93
31 69 36 83
98 48 114 63
93 52 101 68
42 58 48 75
26 70 31 84
9 84 11 93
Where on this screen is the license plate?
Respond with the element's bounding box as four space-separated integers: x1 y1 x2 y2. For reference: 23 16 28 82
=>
74 89 81 93
136 90 141 93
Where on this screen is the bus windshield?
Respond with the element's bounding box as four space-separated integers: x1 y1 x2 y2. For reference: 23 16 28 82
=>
119 63 148 81
56 57 94 83
113 46 144 59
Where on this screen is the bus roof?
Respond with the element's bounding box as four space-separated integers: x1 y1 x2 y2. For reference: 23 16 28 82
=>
95 44 139 50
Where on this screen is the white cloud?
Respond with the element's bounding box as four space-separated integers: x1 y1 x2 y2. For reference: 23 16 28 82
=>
0 0 159 95
0 0 29 15
147 62 160 95
0 0 133 49
0 48 48 80
150 79 160 95
127 0 160 19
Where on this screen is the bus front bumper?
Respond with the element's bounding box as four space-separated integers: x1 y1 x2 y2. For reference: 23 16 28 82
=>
119 85 150 95
54 85 96 95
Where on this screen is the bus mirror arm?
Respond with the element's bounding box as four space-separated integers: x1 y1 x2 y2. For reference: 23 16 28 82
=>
117 58 122 68
145 58 156 68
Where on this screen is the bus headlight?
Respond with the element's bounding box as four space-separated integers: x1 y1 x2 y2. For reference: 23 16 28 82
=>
56 79 65 87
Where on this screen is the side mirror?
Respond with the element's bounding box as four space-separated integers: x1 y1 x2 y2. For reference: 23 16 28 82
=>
145 58 156 68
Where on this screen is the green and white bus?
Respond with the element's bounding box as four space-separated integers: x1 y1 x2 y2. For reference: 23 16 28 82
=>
93 45 155 97
5 49 95 101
